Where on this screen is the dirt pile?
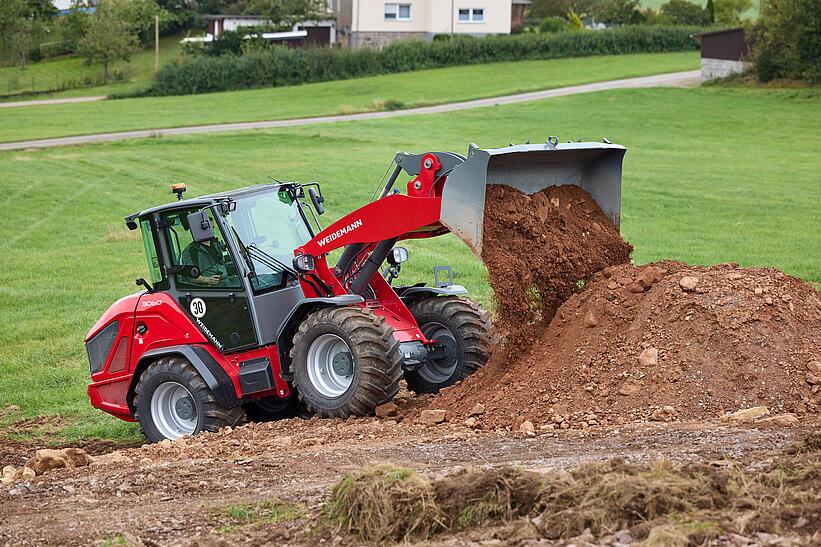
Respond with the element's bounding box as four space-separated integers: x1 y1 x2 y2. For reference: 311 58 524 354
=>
482 184 632 343
438 261 821 428
430 184 821 428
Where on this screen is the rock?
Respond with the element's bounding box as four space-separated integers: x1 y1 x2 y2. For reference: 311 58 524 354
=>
638 347 658 367
374 402 398 418
618 383 640 397
627 283 646 293
520 420 535 435
61 448 92 468
25 449 68 476
806 373 821 386
299 437 322 447
756 413 799 426
808 361 821 374
90 452 134 467
1 466 16 485
418 409 447 425
539 424 555 431
463 417 479 429
754 287 763 295
468 403 486 417
17 467 35 480
650 407 674 422
636 268 664 289
582 310 598 328
764 296 773 305
720 406 770 423
679 276 699 291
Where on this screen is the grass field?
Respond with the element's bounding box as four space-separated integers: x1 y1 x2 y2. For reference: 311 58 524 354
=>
0 85 818 444
0 52 699 143
0 35 183 101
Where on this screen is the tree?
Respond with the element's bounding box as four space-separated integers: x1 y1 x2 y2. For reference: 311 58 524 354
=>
61 1 92 48
713 0 752 26
660 0 711 25
705 0 716 23
0 0 56 68
77 0 139 80
244 0 326 30
539 16 567 32
592 0 642 24
753 0 821 83
568 11 585 30
122 0 171 44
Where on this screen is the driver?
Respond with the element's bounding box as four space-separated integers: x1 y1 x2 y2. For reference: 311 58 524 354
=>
180 238 229 287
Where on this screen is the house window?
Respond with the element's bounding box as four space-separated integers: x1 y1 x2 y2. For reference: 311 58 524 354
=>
385 3 411 21
458 8 484 22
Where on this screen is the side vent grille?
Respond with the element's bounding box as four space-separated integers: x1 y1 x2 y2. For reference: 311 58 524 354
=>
86 321 119 374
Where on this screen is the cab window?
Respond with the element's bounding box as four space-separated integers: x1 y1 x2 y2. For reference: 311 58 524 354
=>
162 209 242 290
140 219 164 286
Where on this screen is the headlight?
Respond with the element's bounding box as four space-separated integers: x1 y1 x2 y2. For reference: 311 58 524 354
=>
293 254 316 272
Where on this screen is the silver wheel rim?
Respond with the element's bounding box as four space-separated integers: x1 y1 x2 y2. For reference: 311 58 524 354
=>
419 322 459 383
306 333 354 398
150 381 197 440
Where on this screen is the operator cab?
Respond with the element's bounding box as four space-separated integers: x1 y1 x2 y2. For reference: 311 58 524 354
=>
126 183 322 354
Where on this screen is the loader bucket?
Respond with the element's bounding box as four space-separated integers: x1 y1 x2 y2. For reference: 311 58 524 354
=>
440 142 626 257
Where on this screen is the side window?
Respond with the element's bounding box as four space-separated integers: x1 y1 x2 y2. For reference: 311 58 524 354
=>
162 209 242 290
140 220 164 285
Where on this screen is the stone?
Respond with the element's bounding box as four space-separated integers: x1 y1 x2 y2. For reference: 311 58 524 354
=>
679 276 699 291
26 449 68 476
650 407 674 422
808 361 821 374
582 311 598 328
720 406 770 423
618 383 640 397
638 347 658 367
463 417 479 429
468 403 486 417
1 466 16 485
806 373 821 386
374 402 398 418
754 287 763 295
299 437 322 447
418 409 447 425
61 448 92 468
756 413 799 426
520 420 535 434
17 467 35 480
627 283 646 293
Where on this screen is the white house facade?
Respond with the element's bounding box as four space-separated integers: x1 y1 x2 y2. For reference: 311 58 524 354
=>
336 0 518 48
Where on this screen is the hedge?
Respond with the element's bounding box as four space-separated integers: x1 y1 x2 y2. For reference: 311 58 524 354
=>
141 26 702 97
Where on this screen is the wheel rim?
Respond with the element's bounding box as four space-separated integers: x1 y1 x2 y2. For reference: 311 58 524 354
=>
306 333 355 398
150 381 198 440
419 322 459 383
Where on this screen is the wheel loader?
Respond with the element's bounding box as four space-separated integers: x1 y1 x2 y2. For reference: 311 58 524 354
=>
85 140 625 442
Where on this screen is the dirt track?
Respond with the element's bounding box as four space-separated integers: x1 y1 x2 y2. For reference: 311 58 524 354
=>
0 415 815 546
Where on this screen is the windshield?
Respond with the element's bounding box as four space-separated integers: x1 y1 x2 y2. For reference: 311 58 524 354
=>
226 188 313 292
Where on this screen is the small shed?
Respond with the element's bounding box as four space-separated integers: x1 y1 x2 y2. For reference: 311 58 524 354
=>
693 27 752 81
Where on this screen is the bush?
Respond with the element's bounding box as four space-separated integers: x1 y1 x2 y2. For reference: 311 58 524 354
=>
660 0 712 25
539 17 567 33
141 26 702 97
753 0 821 84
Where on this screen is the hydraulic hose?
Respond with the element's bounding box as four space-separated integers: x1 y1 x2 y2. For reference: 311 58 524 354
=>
349 238 398 295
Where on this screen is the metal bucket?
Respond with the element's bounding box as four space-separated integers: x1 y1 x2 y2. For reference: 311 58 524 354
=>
439 141 626 257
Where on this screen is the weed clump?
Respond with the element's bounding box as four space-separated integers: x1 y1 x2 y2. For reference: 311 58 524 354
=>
326 464 445 542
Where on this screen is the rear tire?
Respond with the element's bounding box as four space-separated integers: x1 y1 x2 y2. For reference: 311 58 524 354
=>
244 396 309 422
133 356 245 443
291 307 402 418
404 296 497 394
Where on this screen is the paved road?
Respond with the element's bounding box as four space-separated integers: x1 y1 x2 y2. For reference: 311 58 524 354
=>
0 70 700 152
0 95 105 109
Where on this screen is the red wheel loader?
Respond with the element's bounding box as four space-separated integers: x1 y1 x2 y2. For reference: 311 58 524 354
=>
85 141 625 442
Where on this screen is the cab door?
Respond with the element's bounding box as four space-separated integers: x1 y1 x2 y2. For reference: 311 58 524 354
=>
160 208 258 353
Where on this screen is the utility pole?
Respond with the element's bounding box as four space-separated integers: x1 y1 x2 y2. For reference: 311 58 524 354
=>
155 15 160 73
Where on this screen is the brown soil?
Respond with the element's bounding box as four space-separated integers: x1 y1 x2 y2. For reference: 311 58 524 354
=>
481 184 632 344
427 186 821 429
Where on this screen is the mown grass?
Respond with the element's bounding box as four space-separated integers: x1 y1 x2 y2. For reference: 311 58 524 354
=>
0 52 698 143
0 35 184 102
0 85 817 444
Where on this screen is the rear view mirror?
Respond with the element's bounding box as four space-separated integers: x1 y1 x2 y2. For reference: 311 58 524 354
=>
308 187 325 215
187 211 215 242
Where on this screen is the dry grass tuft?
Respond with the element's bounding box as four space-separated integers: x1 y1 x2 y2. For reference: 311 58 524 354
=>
326 464 445 542
103 224 140 243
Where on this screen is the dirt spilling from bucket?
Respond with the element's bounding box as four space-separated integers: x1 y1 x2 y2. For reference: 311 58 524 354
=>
428 185 821 428
482 184 632 344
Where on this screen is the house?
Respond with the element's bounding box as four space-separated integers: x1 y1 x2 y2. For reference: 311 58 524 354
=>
511 0 531 29
694 27 752 82
193 14 336 46
336 0 524 48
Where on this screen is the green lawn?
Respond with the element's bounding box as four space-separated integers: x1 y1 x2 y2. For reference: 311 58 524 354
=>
0 52 699 143
0 35 184 101
0 85 818 444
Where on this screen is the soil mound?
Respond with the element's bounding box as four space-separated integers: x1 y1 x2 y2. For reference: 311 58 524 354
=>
437 261 821 428
482 184 632 343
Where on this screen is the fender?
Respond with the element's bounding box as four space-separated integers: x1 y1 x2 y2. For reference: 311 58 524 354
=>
397 285 469 300
275 295 364 380
127 345 242 411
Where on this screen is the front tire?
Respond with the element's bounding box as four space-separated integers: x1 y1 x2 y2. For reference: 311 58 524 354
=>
133 356 245 443
291 307 402 418
404 297 497 394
